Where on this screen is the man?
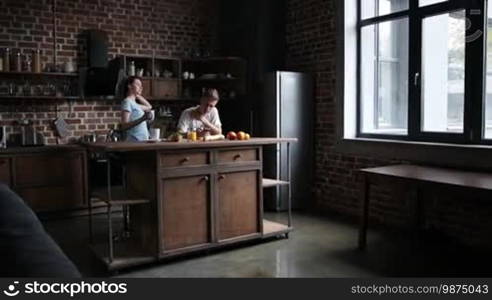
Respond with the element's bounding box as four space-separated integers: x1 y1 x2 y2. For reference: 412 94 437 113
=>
177 88 222 136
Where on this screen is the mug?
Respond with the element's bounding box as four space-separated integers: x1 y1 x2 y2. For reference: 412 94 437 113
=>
148 110 155 122
150 128 161 140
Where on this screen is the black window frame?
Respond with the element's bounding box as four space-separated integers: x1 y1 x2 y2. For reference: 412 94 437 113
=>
356 0 487 144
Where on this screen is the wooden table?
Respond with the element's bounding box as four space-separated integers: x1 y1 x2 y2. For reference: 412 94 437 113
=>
358 164 492 249
85 138 297 271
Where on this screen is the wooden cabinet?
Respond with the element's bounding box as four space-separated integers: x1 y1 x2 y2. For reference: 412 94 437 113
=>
2 148 87 212
157 147 261 252
159 151 209 168
160 175 211 251
0 157 11 186
217 171 260 240
120 55 247 101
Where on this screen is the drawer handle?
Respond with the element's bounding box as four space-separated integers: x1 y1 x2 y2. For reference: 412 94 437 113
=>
233 154 242 160
180 157 190 164
200 176 209 182
218 175 227 180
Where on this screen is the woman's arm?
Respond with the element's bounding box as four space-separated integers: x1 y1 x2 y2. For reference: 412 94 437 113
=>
135 95 152 112
120 110 150 131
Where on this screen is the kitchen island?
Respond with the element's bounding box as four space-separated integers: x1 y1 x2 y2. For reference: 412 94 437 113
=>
85 138 296 271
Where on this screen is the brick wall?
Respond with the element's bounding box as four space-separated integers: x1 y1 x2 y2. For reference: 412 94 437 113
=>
285 0 492 247
0 0 219 143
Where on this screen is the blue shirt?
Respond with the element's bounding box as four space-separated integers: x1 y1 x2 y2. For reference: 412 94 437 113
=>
121 97 149 142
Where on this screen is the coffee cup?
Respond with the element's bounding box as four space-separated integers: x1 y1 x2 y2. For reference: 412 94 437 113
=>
150 128 161 140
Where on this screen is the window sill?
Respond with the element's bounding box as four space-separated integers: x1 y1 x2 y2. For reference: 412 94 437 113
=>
335 137 492 170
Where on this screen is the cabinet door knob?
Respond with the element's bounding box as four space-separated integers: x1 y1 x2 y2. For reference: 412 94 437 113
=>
233 154 242 160
218 174 227 180
180 157 190 164
201 176 209 182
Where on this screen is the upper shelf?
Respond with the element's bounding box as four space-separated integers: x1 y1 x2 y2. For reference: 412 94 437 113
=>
0 71 78 77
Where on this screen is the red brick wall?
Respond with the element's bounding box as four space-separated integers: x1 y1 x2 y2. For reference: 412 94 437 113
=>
285 0 492 247
0 0 218 143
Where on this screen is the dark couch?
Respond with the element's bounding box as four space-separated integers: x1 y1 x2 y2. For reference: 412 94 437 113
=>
0 182 80 277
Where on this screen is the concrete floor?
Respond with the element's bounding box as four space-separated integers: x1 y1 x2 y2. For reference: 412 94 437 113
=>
42 212 492 278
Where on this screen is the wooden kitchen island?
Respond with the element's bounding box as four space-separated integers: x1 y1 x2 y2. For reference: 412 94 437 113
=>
85 138 296 271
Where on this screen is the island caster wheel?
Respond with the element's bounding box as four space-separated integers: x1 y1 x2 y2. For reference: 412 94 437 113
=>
284 233 290 239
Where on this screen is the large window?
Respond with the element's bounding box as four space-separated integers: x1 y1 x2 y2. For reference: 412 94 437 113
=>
357 0 490 144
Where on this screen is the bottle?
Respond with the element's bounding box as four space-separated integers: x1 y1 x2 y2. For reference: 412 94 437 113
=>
128 61 135 76
33 49 41 73
15 52 22 72
3 48 10 72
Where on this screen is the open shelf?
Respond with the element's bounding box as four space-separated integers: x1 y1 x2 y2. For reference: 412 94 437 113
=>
90 241 156 271
262 178 290 188
90 186 150 206
0 95 80 100
262 219 292 238
0 71 78 77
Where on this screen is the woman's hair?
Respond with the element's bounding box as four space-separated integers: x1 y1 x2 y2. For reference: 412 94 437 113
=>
202 88 220 101
123 76 142 96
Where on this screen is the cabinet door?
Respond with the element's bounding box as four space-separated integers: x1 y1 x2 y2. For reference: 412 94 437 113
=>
0 157 11 187
14 152 85 212
152 79 178 98
217 171 260 240
160 175 210 251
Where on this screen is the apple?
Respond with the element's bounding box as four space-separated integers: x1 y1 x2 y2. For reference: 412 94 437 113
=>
245 133 250 140
226 131 237 140
237 131 246 140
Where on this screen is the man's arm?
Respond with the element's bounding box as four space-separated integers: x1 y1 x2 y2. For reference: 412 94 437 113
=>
199 116 222 135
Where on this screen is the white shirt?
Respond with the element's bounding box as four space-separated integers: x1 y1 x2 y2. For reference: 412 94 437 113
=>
177 106 222 133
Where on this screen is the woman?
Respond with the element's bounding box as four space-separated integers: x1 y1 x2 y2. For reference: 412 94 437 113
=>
177 88 222 137
120 76 153 142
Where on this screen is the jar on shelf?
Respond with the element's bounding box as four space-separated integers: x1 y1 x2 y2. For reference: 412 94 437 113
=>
33 49 41 73
15 52 22 72
3 48 10 72
128 61 135 76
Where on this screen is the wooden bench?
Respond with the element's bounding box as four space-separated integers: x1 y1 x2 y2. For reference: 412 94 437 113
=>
358 164 492 249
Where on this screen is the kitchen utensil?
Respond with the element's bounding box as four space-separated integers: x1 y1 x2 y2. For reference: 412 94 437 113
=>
0 126 7 148
53 105 69 138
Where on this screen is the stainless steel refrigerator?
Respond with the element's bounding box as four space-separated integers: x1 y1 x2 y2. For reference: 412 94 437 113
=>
260 71 313 211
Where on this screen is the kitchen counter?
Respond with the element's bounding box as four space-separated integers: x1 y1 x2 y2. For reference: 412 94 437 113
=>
0 145 85 155
86 137 296 271
83 137 297 152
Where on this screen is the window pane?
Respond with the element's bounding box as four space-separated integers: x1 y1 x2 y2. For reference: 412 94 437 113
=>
419 0 447 7
360 18 409 135
422 11 465 133
485 4 492 139
361 0 409 20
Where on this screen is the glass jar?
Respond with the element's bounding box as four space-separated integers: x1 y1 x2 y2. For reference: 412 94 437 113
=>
187 128 197 141
33 49 41 73
3 48 10 72
15 52 22 72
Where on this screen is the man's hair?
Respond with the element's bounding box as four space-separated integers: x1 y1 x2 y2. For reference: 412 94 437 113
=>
202 88 220 101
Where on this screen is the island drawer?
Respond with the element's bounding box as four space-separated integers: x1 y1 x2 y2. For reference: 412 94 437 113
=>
159 152 209 168
217 149 258 164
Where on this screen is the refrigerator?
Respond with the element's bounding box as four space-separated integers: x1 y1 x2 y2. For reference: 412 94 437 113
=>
260 71 313 211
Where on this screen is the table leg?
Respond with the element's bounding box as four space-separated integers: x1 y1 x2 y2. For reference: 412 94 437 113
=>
358 174 370 250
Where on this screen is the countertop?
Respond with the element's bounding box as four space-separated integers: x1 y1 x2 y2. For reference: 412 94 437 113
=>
0 144 85 155
83 137 298 152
